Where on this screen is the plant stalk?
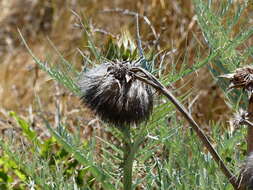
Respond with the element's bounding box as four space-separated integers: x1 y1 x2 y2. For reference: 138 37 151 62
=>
121 127 134 190
236 95 253 190
132 67 239 189
247 94 253 154
239 94 253 190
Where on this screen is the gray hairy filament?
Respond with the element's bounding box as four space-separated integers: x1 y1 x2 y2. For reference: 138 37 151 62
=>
78 60 153 127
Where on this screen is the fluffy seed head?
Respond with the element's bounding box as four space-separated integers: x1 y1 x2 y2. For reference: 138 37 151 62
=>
230 109 249 129
78 60 153 127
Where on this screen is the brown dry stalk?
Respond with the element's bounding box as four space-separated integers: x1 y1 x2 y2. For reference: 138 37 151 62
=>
131 67 239 189
247 95 253 154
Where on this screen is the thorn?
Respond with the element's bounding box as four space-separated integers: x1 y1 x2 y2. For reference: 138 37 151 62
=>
218 73 235 79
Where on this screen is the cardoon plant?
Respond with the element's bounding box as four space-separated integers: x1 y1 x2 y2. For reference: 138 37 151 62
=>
78 20 155 188
19 11 242 189
78 21 239 189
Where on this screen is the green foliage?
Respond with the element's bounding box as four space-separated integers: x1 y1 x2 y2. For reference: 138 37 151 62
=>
0 107 245 189
43 118 115 190
0 111 116 189
193 0 253 107
9 111 39 145
2 1 252 189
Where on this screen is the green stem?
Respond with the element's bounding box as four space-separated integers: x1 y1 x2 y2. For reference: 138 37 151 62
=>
122 127 135 190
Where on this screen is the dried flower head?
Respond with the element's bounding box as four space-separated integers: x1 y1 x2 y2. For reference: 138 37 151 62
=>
230 109 249 128
220 66 253 93
78 60 153 127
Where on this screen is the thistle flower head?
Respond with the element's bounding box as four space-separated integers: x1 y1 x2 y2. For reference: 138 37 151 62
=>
104 30 138 61
103 30 154 72
78 60 153 127
220 66 253 93
230 109 248 129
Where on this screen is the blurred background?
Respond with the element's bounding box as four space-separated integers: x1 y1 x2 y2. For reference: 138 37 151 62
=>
0 0 231 136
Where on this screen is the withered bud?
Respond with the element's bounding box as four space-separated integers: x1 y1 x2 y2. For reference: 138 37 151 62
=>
78 60 153 127
230 109 249 128
219 66 253 93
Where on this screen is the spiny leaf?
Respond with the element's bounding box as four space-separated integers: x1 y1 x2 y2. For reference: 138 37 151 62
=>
42 119 116 190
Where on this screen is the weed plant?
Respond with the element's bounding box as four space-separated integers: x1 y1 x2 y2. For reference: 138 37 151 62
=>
1 0 253 189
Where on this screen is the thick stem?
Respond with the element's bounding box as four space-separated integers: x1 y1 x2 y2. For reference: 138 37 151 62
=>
247 94 253 154
239 94 253 190
122 127 134 190
236 95 253 190
123 142 134 190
